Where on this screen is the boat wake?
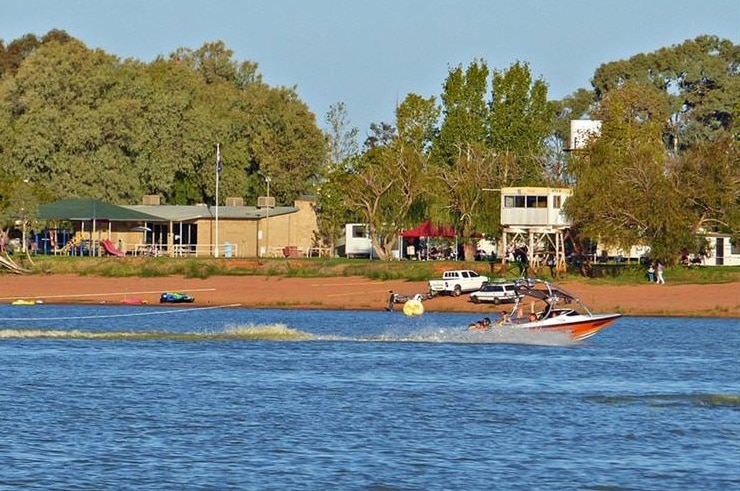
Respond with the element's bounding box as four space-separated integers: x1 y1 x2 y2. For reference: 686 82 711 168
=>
364 326 577 346
0 324 318 342
0 323 577 346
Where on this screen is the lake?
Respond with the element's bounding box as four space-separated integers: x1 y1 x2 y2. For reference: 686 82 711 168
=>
0 304 738 490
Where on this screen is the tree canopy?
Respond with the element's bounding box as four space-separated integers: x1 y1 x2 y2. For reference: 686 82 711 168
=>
0 30 737 265
0 33 326 209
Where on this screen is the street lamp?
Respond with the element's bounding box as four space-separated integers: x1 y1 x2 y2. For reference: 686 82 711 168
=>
265 176 271 257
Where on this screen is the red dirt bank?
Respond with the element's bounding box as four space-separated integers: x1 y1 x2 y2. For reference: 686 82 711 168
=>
1 275 738 318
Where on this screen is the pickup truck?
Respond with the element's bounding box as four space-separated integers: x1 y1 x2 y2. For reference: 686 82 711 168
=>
428 270 489 297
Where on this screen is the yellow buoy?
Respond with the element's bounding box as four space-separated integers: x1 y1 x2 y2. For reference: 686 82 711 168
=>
402 299 424 317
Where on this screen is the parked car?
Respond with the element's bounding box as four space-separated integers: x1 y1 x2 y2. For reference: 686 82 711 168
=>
469 281 519 304
428 270 489 297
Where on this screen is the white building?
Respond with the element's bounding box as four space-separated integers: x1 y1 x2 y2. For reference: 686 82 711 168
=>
500 187 572 270
701 233 740 267
336 223 374 258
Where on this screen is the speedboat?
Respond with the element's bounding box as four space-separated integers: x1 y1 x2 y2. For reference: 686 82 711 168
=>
489 278 621 341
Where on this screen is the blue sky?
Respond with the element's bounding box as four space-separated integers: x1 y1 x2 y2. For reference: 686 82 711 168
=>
2 0 738 136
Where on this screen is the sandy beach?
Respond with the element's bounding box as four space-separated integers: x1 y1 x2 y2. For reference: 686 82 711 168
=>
0 274 738 318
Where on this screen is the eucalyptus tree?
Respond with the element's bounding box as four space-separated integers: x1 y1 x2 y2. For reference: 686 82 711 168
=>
671 134 740 243
0 176 50 259
563 35 739 264
239 83 327 207
550 88 595 184
325 102 359 165
591 35 739 151
564 82 694 264
0 29 73 79
341 94 438 260
314 102 361 251
0 38 152 202
433 142 500 259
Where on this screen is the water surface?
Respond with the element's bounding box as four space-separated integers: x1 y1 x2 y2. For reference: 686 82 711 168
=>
1 305 738 490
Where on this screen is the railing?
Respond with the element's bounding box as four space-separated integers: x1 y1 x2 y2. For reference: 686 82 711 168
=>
131 243 239 258
50 240 334 259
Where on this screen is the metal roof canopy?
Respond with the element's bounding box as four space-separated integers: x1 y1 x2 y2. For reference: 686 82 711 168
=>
38 199 165 222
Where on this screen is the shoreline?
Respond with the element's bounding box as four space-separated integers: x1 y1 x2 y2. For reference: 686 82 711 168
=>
1 274 738 318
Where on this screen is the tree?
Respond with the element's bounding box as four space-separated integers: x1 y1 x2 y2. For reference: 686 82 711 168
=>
341 94 438 260
0 33 326 211
314 102 361 252
0 29 74 79
427 61 555 258
433 142 499 259
325 102 359 165
240 85 327 206
433 60 489 167
564 82 694 264
672 134 740 242
592 35 739 151
488 61 555 185
550 88 595 184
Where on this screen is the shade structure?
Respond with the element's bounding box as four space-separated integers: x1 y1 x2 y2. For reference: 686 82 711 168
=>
400 220 457 238
38 198 162 222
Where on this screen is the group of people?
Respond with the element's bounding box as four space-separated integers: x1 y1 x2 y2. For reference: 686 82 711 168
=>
467 317 493 330
646 261 666 284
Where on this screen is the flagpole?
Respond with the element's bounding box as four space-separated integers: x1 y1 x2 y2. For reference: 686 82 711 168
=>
215 143 220 258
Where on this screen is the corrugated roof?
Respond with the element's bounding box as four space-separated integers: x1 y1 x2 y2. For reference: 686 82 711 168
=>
126 204 299 221
38 199 165 222
38 199 299 222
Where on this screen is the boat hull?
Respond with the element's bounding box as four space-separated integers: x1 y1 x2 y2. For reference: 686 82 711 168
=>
520 313 622 341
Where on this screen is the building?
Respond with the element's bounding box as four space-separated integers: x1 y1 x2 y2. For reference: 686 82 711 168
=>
699 233 740 267
37 196 322 258
499 186 572 270
335 224 375 258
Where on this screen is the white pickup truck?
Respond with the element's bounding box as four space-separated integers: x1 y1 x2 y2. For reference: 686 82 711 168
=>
428 270 489 297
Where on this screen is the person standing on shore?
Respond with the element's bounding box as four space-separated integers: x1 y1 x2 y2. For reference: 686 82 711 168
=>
546 255 556 278
656 261 665 284
647 263 655 282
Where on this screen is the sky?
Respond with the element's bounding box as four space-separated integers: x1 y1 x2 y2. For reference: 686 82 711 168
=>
2 0 738 136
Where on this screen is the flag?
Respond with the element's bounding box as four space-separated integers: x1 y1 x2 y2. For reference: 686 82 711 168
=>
216 145 222 174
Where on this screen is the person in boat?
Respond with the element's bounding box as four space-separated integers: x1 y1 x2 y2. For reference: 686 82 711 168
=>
497 311 510 325
528 313 538 322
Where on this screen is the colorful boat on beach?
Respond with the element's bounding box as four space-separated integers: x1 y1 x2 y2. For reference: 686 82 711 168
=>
160 292 195 304
471 278 621 341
